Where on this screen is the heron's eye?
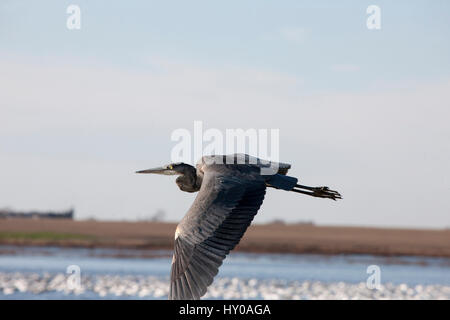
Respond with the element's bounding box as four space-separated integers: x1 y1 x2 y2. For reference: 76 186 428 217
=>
168 165 173 170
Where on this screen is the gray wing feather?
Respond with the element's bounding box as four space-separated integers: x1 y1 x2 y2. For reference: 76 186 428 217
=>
169 167 266 300
199 154 291 175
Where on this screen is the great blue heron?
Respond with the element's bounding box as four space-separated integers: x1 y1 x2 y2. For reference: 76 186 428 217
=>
136 154 341 300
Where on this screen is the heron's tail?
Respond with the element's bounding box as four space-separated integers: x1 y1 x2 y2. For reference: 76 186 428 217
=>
291 184 342 201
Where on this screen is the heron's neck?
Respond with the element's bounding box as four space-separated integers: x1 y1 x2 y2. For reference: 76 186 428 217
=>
176 167 202 193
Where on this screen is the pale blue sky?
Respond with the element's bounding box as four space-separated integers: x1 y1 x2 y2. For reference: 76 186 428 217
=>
2 1 450 89
1 1 449 228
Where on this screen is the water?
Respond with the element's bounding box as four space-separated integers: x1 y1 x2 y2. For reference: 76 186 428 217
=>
0 246 449 299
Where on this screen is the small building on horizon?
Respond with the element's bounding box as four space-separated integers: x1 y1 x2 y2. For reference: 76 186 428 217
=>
0 208 74 220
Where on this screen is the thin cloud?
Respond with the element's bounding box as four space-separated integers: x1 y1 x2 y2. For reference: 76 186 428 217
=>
279 27 307 44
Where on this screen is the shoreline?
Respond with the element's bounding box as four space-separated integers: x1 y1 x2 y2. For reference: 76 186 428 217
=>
1 219 449 258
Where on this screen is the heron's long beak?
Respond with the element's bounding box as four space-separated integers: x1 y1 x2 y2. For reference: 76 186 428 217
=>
135 167 177 175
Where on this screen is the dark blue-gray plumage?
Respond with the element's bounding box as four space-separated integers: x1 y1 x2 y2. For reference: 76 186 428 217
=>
136 154 341 300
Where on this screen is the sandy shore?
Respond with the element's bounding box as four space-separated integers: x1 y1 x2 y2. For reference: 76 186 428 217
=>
0 219 449 257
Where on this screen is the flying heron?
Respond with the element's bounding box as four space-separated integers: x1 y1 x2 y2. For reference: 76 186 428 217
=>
136 154 341 300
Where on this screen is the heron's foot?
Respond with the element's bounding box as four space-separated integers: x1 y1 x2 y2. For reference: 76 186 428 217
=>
292 184 342 201
311 186 342 201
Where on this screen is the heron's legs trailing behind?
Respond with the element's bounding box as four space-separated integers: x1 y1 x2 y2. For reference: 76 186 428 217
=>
291 184 342 201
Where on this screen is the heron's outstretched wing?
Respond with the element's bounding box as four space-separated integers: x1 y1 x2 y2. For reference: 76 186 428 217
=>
169 169 266 300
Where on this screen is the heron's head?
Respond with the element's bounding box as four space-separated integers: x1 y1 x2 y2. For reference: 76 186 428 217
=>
136 162 200 192
135 163 192 176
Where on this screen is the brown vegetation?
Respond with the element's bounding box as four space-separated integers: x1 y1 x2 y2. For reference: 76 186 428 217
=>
0 219 449 257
